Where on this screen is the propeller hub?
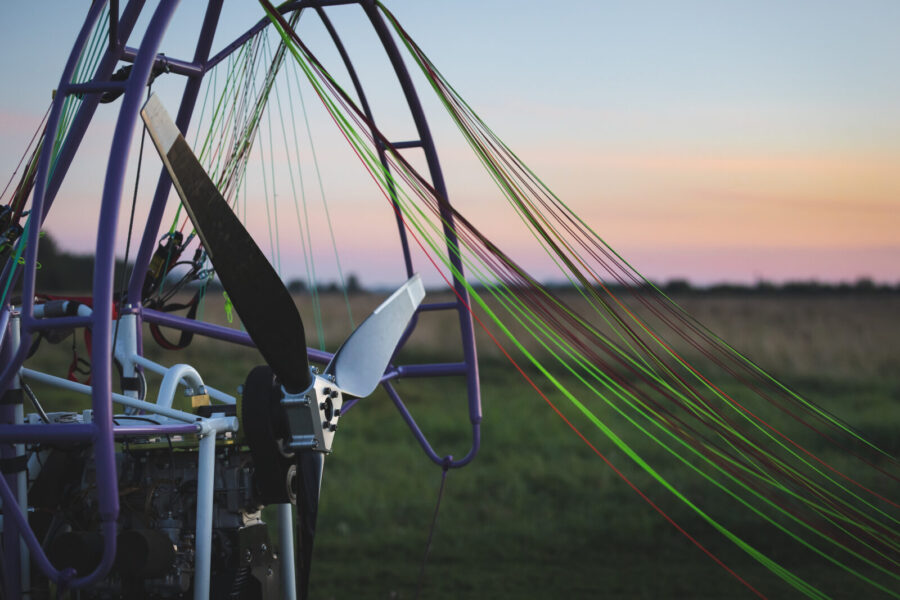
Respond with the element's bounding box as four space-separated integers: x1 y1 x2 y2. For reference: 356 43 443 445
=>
281 372 344 454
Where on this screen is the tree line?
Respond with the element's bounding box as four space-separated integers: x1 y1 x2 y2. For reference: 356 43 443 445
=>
20 233 900 296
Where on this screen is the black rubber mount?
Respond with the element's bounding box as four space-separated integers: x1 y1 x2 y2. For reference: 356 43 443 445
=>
241 365 297 505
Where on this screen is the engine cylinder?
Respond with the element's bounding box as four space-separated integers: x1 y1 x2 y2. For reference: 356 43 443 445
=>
116 529 177 578
48 531 103 575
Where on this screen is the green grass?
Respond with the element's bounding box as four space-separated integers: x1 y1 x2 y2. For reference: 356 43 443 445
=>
303 368 899 600
18 293 900 598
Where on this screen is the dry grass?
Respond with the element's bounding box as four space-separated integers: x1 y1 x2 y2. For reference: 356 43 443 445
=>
18 289 900 598
154 288 900 379
24 289 898 413
671 293 900 379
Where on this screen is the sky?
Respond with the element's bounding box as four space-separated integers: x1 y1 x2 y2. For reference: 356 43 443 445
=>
1 1 899 287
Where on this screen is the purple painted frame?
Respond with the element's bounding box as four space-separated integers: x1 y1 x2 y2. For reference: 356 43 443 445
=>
0 0 481 591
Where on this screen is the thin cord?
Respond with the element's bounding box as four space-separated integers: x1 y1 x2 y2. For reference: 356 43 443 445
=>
1 103 51 202
21 379 49 424
112 86 150 352
415 461 450 600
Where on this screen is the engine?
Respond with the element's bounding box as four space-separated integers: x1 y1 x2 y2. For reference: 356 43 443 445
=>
27 420 282 599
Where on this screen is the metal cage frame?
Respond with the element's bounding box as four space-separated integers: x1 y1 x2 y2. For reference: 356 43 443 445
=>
0 1 481 595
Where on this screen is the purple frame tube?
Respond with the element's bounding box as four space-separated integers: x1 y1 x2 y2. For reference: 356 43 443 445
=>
0 3 110 588
114 424 200 437
73 0 183 588
66 80 128 95
27 315 94 331
125 0 224 306
119 47 204 77
0 0 106 396
2 0 484 591
0 0 146 390
0 0 184 591
0 424 95 444
40 0 147 222
142 307 334 364
384 381 482 467
362 2 482 466
202 0 358 73
133 1 482 467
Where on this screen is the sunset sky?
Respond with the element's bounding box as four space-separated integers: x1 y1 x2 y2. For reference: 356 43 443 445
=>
1 1 898 286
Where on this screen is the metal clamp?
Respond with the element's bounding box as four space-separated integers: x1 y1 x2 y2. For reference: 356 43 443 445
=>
281 371 343 454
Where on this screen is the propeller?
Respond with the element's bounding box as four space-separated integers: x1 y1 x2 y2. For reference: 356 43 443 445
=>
140 94 311 394
141 94 425 599
325 278 425 398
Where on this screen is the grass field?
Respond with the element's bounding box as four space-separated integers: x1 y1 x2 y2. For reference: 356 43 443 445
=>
21 290 900 599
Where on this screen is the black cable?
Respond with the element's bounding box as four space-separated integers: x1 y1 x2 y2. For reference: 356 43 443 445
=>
415 463 450 600
121 87 150 299
154 261 202 305
114 415 162 425
111 86 151 418
0 103 50 202
21 379 50 423
112 84 150 354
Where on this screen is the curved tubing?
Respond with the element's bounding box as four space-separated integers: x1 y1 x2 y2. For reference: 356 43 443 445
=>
130 1 483 468
260 0 483 467
76 0 183 589
2 1 484 591
362 3 482 463
125 0 224 305
384 381 481 468
192 432 216 600
0 0 106 399
0 1 107 589
156 363 206 410
0 0 146 318
0 307 9 350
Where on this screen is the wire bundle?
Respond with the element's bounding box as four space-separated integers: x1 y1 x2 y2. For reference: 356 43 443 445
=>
260 2 900 596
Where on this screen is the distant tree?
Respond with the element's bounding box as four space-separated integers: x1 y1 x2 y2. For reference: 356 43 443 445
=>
663 279 693 294
31 232 130 293
287 278 307 293
782 280 824 295
345 273 362 293
36 233 95 292
854 277 875 292
754 280 776 294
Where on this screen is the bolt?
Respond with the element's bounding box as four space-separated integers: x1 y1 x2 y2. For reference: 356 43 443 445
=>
260 543 268 555
323 387 331 396
333 409 341 417
329 424 337 432
329 390 339 398
243 549 252 563
320 402 328 410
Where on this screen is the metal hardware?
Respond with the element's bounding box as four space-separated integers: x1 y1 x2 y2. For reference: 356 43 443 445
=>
281 371 344 454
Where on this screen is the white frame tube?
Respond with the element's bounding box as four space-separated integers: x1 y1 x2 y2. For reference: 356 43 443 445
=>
10 314 29 599
277 503 297 600
193 429 216 600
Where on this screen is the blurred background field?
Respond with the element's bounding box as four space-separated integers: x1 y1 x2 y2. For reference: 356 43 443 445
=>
21 288 900 598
